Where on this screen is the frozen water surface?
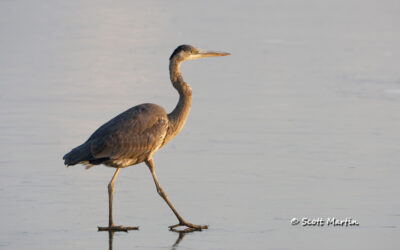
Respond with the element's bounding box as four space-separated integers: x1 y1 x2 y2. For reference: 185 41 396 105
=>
0 0 399 249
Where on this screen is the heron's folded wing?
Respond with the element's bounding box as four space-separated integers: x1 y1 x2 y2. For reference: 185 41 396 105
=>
87 104 168 160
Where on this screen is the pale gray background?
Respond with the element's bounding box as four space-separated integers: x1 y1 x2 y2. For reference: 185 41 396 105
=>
0 0 399 249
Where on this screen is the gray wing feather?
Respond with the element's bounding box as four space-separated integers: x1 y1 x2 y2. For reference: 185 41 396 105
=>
63 103 168 167
88 103 168 161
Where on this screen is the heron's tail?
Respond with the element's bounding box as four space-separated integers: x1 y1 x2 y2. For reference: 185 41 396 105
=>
63 143 91 167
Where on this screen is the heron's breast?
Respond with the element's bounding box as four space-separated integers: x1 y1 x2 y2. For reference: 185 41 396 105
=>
105 158 139 168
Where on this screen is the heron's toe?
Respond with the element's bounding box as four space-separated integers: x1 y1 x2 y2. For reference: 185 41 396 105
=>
169 222 208 232
98 225 139 232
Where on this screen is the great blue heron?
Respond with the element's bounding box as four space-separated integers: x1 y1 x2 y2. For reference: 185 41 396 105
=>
63 45 230 232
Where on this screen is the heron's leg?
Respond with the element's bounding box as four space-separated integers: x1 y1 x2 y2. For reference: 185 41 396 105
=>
108 168 120 226
145 159 208 231
98 168 139 232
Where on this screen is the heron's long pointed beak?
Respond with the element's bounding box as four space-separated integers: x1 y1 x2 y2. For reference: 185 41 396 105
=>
189 50 231 60
198 50 231 58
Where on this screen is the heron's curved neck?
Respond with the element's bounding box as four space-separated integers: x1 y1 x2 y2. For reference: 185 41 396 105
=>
166 59 192 143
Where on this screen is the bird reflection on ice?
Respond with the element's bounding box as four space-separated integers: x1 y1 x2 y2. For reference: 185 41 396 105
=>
103 230 193 250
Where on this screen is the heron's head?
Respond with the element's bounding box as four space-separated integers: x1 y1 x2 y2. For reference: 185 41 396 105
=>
169 44 230 62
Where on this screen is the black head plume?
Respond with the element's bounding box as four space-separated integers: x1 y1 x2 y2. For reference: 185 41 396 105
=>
169 45 196 60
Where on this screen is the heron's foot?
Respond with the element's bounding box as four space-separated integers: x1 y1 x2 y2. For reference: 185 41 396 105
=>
98 225 139 232
169 221 208 233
